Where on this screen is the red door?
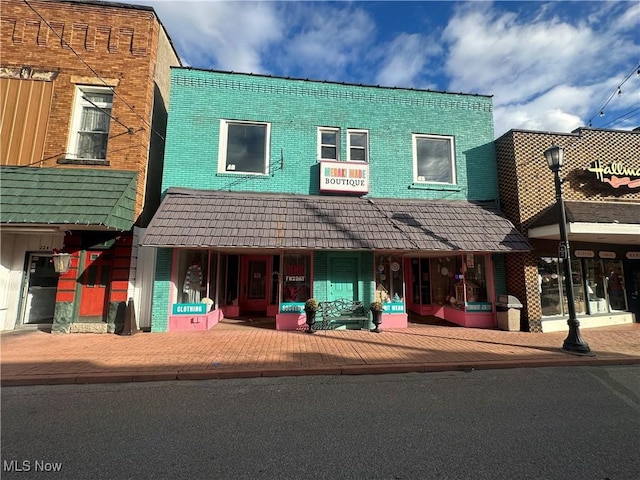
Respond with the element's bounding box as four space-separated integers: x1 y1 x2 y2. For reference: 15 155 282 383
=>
79 251 110 318
240 256 269 313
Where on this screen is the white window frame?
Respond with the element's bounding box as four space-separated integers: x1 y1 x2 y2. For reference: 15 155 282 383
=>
67 85 113 160
347 129 369 163
412 134 456 185
218 120 271 175
317 127 340 161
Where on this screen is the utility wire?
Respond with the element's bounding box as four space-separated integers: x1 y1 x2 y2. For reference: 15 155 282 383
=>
586 62 640 127
23 0 165 140
599 107 640 129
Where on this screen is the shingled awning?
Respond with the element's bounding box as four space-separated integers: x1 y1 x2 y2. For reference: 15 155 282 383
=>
142 188 530 252
0 167 137 231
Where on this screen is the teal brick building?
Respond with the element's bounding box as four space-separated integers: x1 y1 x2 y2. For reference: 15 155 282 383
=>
143 68 529 332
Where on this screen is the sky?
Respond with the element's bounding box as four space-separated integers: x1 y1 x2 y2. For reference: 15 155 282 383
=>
131 0 639 138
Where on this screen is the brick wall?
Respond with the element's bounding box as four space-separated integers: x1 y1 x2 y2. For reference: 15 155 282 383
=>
496 128 640 331
163 68 498 203
0 0 170 216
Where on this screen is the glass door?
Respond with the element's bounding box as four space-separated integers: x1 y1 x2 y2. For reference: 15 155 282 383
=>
20 253 58 324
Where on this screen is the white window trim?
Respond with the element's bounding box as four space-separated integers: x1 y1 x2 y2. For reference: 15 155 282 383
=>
218 119 271 175
317 127 340 161
347 129 369 163
412 134 456 185
67 85 113 160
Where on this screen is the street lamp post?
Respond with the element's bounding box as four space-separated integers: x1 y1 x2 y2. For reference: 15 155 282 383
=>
544 145 591 355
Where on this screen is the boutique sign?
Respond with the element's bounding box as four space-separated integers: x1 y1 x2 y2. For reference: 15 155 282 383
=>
320 160 369 194
586 160 640 189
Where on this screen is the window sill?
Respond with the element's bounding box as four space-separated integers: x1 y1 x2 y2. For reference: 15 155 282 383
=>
409 183 460 191
216 172 270 178
57 158 110 166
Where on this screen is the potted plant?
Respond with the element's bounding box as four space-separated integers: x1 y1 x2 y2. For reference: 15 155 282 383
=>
304 298 319 333
370 301 384 333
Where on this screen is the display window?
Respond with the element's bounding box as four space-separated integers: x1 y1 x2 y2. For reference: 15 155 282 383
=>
536 256 624 317
375 255 404 303
584 258 627 313
462 254 488 303
430 256 460 306
282 253 311 302
176 250 212 306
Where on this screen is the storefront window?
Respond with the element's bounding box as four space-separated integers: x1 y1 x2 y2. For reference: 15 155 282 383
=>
375 255 404 302
605 260 626 311
462 254 488 302
538 257 586 317
282 253 311 302
570 259 586 315
177 250 209 304
584 259 627 313
431 256 460 306
539 257 562 316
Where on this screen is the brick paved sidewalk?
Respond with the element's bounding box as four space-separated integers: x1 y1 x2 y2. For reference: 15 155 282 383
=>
1 322 638 386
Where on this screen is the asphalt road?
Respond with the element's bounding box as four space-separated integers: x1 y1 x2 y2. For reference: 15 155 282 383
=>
1 366 639 480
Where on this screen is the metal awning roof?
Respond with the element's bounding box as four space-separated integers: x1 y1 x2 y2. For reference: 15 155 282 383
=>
142 188 530 252
1 167 137 231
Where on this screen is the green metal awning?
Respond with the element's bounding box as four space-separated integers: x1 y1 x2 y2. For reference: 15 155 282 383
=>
1 167 137 231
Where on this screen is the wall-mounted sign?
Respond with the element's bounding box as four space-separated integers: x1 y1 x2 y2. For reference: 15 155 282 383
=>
626 252 640 260
466 302 493 312
320 160 369 194
575 250 595 258
586 160 640 189
383 302 405 314
285 276 305 282
599 251 616 259
172 303 207 315
279 302 305 313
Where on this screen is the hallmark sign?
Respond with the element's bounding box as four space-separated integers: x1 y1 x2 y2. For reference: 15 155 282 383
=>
586 160 640 189
320 160 369 194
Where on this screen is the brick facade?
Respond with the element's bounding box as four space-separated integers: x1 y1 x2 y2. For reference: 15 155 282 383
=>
0 0 180 332
149 68 523 331
496 128 640 331
1 0 177 216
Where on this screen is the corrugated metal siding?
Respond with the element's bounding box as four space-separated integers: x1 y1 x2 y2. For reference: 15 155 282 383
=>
0 78 53 166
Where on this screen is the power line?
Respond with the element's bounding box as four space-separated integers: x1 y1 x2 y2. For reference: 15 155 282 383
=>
23 0 165 141
599 107 640 129
586 62 640 127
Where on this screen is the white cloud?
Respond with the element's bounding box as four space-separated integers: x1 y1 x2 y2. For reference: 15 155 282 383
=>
140 1 284 72
442 2 639 135
374 33 438 88
275 4 377 80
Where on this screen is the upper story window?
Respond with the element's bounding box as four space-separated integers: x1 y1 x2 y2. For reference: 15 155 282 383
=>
67 86 113 160
219 120 270 174
318 128 340 161
412 134 456 184
347 130 368 162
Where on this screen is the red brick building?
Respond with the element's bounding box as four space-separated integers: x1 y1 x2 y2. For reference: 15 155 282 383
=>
496 127 640 332
0 0 181 332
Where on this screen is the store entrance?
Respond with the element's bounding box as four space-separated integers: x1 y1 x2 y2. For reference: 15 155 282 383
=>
624 260 640 321
240 255 269 313
20 253 58 325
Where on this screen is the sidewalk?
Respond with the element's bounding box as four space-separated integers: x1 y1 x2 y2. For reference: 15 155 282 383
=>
1 319 639 386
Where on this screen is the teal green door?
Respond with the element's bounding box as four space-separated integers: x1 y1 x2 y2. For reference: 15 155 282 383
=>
329 258 358 301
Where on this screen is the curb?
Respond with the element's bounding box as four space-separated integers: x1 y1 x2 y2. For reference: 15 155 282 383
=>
2 356 639 387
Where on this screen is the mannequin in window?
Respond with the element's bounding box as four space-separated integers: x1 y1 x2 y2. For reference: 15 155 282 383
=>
183 260 203 303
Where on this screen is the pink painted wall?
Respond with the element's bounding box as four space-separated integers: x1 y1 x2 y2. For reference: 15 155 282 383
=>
168 308 222 331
